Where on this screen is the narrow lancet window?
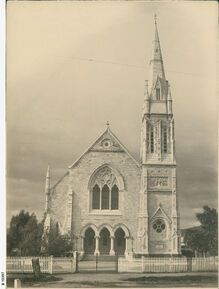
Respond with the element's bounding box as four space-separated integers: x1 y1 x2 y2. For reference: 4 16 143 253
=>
111 185 119 210
156 88 161 100
92 184 100 209
150 129 154 153
101 184 110 209
163 127 168 153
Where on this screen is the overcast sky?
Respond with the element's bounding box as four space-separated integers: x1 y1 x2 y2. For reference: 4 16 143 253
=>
7 1 217 228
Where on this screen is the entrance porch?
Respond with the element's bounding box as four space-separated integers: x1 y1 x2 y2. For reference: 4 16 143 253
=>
80 224 132 257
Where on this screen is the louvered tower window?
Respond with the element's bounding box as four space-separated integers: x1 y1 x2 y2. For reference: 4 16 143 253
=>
156 88 161 100
163 127 168 153
150 129 154 153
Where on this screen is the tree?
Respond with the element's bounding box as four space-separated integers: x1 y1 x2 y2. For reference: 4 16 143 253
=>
196 206 218 255
184 227 209 256
184 206 218 256
7 210 73 257
7 210 43 256
47 223 73 257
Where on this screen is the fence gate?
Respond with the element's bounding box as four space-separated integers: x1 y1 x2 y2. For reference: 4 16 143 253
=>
77 254 119 273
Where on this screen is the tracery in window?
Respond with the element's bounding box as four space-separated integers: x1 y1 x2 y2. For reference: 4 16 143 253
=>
152 219 166 233
91 167 120 210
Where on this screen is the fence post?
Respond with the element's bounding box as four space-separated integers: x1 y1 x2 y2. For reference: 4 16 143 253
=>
141 256 144 273
50 256 53 274
75 251 79 273
14 279 21 288
95 253 98 272
187 257 192 272
71 257 75 273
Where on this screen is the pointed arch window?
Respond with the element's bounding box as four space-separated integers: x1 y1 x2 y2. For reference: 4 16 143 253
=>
102 184 110 209
156 88 161 100
92 184 100 209
90 167 121 211
111 184 119 210
162 127 168 153
150 129 154 153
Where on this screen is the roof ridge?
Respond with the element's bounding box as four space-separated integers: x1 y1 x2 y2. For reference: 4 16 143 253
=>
68 127 140 169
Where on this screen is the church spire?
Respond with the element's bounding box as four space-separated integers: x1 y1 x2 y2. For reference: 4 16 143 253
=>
148 14 166 92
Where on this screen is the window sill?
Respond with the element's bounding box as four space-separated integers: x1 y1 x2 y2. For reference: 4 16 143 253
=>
89 210 122 216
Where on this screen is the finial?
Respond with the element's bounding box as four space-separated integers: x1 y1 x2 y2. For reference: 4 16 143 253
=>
144 80 149 98
154 13 157 25
45 164 50 196
46 164 50 178
106 121 110 128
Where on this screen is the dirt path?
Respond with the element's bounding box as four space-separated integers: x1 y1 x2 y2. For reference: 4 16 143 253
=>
14 272 217 288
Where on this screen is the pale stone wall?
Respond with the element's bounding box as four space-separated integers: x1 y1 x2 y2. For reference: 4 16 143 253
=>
49 173 70 234
69 151 141 248
46 149 141 252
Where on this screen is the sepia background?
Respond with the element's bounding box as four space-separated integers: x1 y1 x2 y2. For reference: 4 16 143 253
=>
7 1 217 229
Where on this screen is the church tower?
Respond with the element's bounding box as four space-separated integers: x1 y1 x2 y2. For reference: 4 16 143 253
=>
138 16 181 255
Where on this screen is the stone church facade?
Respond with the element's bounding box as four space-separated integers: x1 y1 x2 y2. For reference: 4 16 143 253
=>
43 19 181 257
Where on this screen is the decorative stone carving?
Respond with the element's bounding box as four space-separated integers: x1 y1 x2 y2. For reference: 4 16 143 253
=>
92 167 118 188
138 226 148 250
149 177 168 188
148 168 171 176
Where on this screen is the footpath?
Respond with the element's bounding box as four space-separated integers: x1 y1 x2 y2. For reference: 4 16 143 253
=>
7 271 218 288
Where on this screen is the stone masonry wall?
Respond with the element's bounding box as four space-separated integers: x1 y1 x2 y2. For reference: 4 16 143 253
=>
69 150 141 248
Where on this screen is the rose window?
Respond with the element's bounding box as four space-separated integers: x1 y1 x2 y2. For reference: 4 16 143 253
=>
152 219 165 233
101 139 111 148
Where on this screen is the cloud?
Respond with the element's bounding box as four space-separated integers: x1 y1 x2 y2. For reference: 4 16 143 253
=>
6 2 217 229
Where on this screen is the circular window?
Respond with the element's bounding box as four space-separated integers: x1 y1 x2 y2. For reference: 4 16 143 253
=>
102 139 111 148
152 219 166 233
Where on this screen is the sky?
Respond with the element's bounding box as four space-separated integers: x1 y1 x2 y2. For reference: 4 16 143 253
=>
6 1 218 228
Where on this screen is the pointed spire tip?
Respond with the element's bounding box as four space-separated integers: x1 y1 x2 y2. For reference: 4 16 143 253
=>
154 13 157 25
46 164 50 178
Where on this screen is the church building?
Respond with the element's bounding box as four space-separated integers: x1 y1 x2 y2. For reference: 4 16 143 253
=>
43 18 181 257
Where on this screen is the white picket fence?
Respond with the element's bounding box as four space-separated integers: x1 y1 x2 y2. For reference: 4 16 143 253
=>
7 257 76 274
7 256 218 274
118 256 218 273
192 256 218 272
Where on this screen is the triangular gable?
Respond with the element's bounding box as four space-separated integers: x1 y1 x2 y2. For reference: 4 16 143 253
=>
152 76 168 96
68 127 140 169
150 206 171 223
90 129 123 152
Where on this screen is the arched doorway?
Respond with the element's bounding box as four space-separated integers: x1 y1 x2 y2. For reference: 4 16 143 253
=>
99 228 111 255
84 228 95 255
114 228 126 256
